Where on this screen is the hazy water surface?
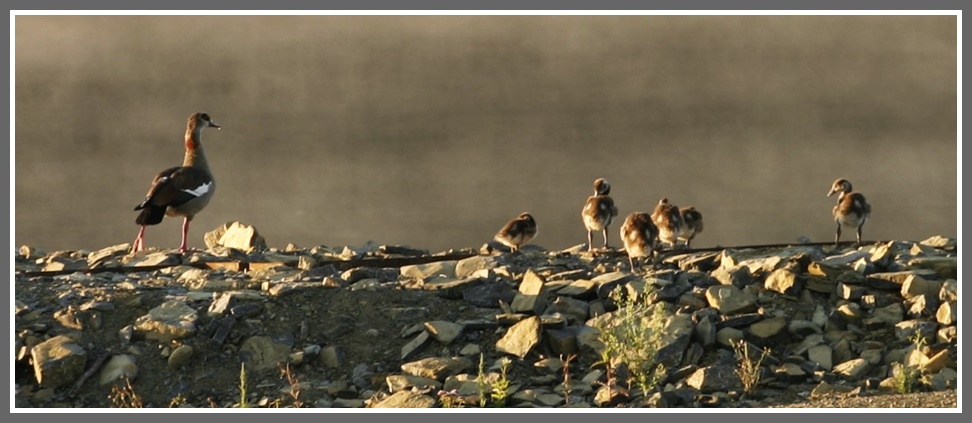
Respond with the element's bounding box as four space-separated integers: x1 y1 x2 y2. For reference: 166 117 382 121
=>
14 15 958 253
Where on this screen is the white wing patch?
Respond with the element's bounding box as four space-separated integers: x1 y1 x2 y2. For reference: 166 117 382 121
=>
182 181 212 197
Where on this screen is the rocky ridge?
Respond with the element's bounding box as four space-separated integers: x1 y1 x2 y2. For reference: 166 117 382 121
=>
13 222 959 409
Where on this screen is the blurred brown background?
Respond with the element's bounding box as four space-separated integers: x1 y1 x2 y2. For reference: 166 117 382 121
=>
14 15 957 253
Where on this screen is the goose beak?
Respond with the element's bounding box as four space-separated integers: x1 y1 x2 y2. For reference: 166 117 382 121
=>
211 122 221 130
827 188 836 197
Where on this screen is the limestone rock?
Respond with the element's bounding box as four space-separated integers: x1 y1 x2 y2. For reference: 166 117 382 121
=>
901 275 942 301
496 316 541 358
833 358 870 381
205 221 268 252
240 335 291 371
319 346 344 368
455 255 497 279
894 320 938 343
31 335 87 389
386 375 442 393
511 269 549 315
400 357 472 381
424 321 464 344
907 257 957 280
764 268 801 296
544 327 580 356
685 364 742 393
401 261 457 281
543 296 589 324
711 265 753 289
371 390 436 408
939 279 957 302
746 316 788 347
134 300 199 342
705 285 757 315
935 301 956 326
807 345 833 371
129 252 180 267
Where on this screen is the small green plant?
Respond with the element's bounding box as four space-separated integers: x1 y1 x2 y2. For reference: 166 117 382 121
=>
593 286 667 397
108 376 143 408
238 362 249 408
476 354 489 408
732 339 770 397
490 357 512 408
891 362 922 394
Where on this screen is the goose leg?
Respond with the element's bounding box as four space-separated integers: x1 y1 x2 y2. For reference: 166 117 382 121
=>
587 230 594 252
131 226 146 254
602 229 609 250
834 222 842 248
628 255 636 273
179 218 191 253
856 219 866 247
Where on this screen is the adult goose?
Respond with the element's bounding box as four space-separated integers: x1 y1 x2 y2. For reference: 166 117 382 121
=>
131 112 221 253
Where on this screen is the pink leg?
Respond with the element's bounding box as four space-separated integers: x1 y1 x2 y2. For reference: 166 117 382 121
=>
179 218 190 253
131 226 146 254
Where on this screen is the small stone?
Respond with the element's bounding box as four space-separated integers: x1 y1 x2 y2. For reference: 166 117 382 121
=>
99 354 138 386
764 268 801 296
807 345 833 371
894 320 938 343
319 346 343 368
386 375 442 393
746 316 788 347
837 282 866 300
694 316 716 347
401 331 431 361
167 345 193 368
832 358 870 381
716 327 744 347
556 279 597 297
544 327 580 356
924 349 958 373
935 301 957 326
927 368 957 391
938 279 957 302
937 326 957 344
424 321 464 344
873 303 904 326
459 344 481 356
685 364 742 393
